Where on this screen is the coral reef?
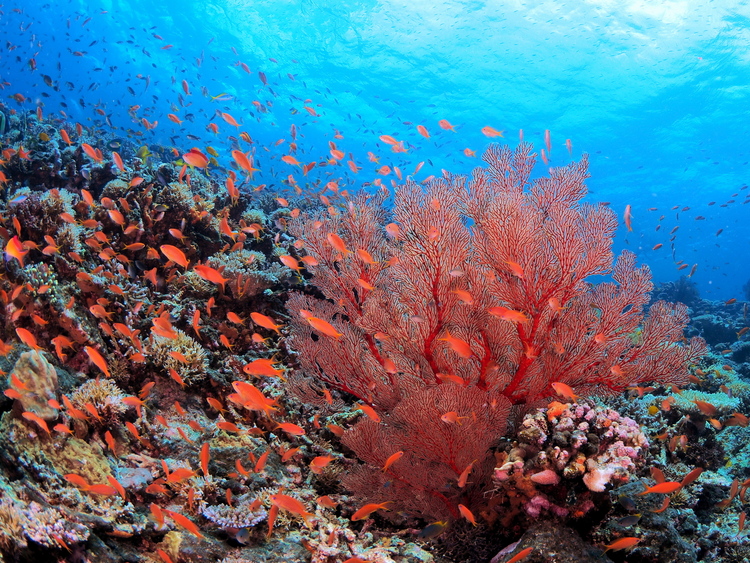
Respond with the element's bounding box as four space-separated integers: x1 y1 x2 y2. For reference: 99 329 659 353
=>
0 102 731 563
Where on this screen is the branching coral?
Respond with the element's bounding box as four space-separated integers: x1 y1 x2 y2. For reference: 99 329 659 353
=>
149 327 208 385
202 494 268 528
70 378 128 426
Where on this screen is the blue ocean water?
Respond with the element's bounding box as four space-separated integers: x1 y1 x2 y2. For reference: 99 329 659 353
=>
1 0 748 299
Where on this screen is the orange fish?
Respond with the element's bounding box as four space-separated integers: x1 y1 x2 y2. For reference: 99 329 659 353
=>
317 495 338 509
276 422 306 436
326 232 350 254
279 255 302 273
270 493 314 526
457 459 476 488
22 411 50 434
381 451 404 472
458 504 477 526
5 236 28 266
250 312 283 334
193 264 229 290
309 455 335 474
637 481 682 495
505 547 533 563
438 119 455 131
81 143 104 163
551 382 578 402
183 148 209 168
505 260 524 279
417 125 430 138
438 330 473 359
680 467 703 488
15 327 40 350
221 112 239 127
107 475 127 500
692 399 717 417
488 306 529 324
481 126 504 137
304 315 343 339
160 245 189 268
243 359 284 378
603 537 641 552
356 403 380 422
84 346 110 377
281 155 301 166
228 381 278 415
112 151 125 172
200 443 210 477
231 150 259 176
351 501 392 521
165 510 205 539
440 411 469 425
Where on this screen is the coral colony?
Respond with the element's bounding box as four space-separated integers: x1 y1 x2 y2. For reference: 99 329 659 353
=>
1 105 750 563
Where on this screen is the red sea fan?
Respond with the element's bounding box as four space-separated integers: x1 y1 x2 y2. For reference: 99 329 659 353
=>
286 142 706 522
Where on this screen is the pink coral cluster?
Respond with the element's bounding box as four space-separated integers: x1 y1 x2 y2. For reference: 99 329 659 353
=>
491 401 648 522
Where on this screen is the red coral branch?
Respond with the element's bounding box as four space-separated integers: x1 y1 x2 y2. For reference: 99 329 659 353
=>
287 143 706 522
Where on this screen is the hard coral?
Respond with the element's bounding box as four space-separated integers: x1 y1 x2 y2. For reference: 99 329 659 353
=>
8 350 59 420
70 378 128 426
492 401 649 520
202 494 268 528
150 327 208 386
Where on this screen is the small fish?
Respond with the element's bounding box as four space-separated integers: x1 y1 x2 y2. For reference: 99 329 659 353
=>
381 451 404 472
551 382 579 402
623 204 633 231
159 245 189 268
505 547 533 563
165 510 204 539
481 125 503 137
309 455 335 474
5 236 28 266
351 501 392 521
438 119 455 131
84 346 110 377
457 459 476 488
488 306 529 324
603 537 641 552
250 312 283 334
270 493 314 526
303 314 343 339
637 481 682 495
417 520 448 539
276 422 306 436
616 514 642 527
458 504 477 526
